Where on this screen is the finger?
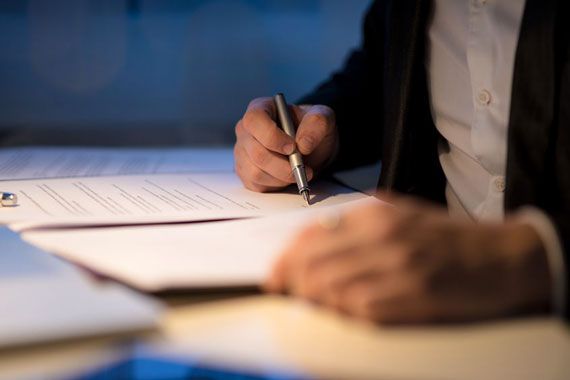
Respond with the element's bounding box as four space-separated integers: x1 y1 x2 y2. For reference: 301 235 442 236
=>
338 273 437 324
269 204 397 295
307 250 383 308
308 244 410 305
289 104 311 125
340 276 408 323
234 146 291 192
236 125 297 184
286 221 375 297
266 202 397 295
295 105 336 155
301 238 416 308
243 98 295 155
264 223 333 293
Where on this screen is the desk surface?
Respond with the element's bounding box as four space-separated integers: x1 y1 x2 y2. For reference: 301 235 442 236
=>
1 294 569 380
0 140 567 379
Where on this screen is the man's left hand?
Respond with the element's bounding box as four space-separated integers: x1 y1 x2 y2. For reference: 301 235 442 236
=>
265 195 552 324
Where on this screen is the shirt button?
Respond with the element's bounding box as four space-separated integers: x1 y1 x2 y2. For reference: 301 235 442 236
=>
477 89 492 106
493 176 506 193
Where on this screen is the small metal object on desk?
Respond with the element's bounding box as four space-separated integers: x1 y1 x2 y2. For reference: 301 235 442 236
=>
1 192 18 207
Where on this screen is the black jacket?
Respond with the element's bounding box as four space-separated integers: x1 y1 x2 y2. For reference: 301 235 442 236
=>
300 0 570 319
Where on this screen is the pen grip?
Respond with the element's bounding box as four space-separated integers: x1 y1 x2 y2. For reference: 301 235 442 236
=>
274 93 297 139
288 151 304 170
274 93 309 193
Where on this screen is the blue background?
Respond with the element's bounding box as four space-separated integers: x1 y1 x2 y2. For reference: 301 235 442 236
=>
0 0 369 144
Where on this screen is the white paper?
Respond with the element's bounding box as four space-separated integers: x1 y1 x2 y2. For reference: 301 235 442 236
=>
0 172 365 230
0 146 234 180
0 227 162 348
22 198 380 291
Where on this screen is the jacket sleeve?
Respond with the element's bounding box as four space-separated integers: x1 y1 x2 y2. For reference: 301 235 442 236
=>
298 1 387 171
549 216 570 320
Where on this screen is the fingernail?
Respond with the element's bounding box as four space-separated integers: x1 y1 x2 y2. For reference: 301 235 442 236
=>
307 167 314 180
283 143 294 155
300 137 314 152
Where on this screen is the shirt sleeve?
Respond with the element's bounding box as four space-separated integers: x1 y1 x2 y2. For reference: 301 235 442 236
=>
514 207 567 318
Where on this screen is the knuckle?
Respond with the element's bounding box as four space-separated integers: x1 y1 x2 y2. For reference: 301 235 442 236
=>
242 111 258 130
322 105 336 120
306 113 328 130
234 119 244 136
247 98 258 109
314 104 335 119
247 97 263 110
250 145 269 167
250 166 266 183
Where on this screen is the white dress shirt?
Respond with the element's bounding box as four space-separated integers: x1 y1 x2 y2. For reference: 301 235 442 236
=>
427 0 566 315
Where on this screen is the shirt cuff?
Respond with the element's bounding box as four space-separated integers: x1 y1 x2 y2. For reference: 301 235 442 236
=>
514 207 567 318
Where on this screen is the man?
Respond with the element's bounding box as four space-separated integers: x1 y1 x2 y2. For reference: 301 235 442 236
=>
234 0 569 323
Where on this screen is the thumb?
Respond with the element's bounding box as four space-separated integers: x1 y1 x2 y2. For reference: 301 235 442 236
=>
295 105 335 155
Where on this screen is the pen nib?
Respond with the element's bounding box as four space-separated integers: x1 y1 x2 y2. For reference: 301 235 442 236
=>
301 190 311 207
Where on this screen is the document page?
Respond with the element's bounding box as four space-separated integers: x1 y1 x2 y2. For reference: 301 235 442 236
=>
22 198 380 291
0 147 234 180
0 172 366 230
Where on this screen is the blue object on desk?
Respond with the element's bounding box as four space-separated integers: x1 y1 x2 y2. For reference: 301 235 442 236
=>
73 356 310 380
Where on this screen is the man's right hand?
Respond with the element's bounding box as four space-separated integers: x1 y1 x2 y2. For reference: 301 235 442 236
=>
234 97 338 192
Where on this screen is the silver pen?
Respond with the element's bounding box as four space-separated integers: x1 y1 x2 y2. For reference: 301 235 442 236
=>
274 93 311 206
0 192 17 207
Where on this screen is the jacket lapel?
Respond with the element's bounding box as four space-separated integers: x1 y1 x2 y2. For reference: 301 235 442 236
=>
505 0 558 210
380 0 430 188
379 0 446 202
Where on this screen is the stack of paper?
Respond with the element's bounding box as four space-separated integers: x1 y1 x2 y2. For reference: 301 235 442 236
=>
1 147 371 293
0 146 234 180
0 172 364 231
22 199 375 292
